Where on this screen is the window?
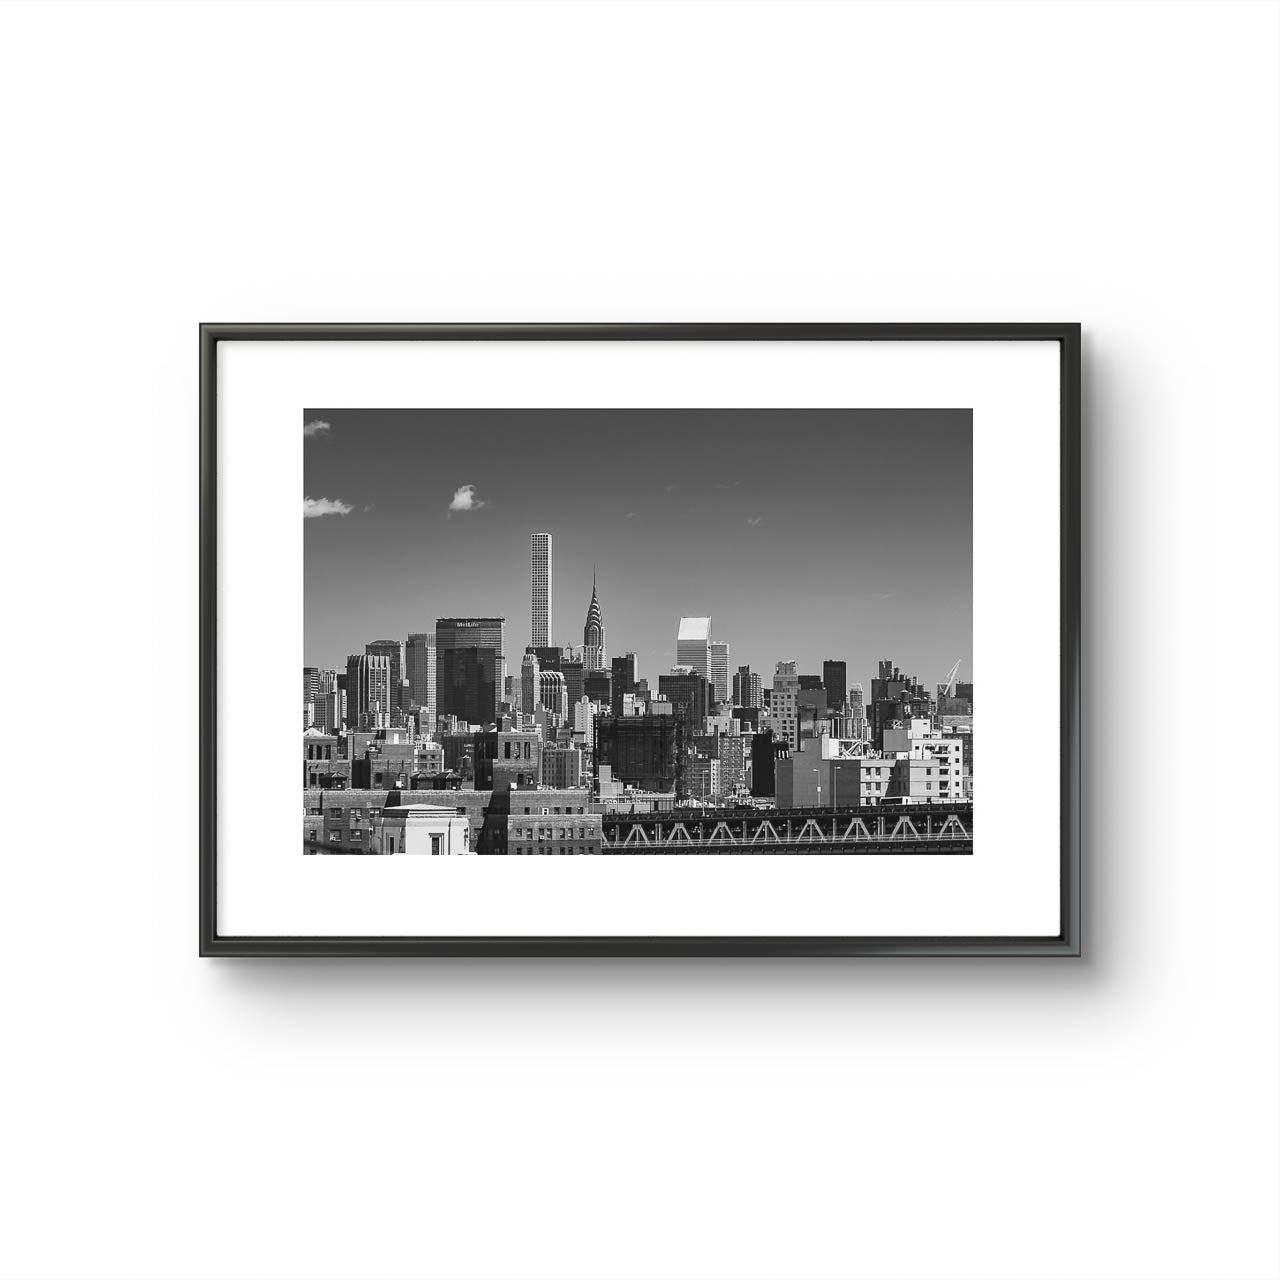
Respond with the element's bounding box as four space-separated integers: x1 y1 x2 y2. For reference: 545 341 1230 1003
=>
431 835 442 855
388 836 396 854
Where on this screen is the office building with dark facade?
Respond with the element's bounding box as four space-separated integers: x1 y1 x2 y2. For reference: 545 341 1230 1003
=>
658 668 710 727
750 728 782 797
437 645 499 726
611 652 638 715
594 713 686 795
584 667 612 706
822 659 847 710
435 618 506 727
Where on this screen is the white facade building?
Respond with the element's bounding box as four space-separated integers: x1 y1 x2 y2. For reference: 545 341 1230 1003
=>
676 616 712 684
531 532 552 648
372 804 472 855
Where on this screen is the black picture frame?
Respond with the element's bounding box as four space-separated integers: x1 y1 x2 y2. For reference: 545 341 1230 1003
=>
201 322 1081 957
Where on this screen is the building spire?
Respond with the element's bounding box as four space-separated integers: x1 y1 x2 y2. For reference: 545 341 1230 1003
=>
583 568 606 667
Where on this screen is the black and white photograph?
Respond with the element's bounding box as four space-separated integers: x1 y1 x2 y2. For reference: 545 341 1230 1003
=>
303 408 974 857
206 326 1074 951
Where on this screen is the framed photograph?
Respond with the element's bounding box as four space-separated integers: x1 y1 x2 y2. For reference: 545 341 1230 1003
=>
201 323 1080 956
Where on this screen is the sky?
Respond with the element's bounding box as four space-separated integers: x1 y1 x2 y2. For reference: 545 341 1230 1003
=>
304 408 972 694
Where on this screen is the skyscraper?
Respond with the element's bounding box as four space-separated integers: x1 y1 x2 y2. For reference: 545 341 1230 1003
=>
732 664 763 709
709 640 730 705
582 572 606 670
531 532 552 649
303 666 319 728
768 660 800 748
611 652 638 716
405 633 436 718
538 669 568 720
435 618 506 726
313 672 342 733
659 667 710 727
848 681 867 740
365 640 405 713
345 653 393 731
437 646 499 726
520 650 540 716
822 660 847 710
676 616 712 683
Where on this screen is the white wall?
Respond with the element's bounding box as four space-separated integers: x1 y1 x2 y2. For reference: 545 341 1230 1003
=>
2 3 1276 1278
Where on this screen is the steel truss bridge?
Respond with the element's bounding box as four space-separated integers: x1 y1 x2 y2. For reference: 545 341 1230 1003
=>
600 803 974 855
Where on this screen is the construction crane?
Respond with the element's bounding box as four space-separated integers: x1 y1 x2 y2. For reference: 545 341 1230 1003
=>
938 659 962 699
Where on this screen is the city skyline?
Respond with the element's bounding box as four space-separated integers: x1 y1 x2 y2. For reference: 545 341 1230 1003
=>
304 408 972 690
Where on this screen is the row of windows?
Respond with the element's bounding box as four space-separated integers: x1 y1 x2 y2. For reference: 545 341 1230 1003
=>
511 845 595 856
512 826 595 841
519 804 588 815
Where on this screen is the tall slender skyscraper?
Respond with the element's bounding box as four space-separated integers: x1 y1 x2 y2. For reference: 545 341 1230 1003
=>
405 633 437 720
531 532 552 649
709 640 730 705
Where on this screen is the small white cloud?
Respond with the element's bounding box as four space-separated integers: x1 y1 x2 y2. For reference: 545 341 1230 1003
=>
448 484 486 513
304 495 353 519
303 419 331 438
747 516 764 527
625 511 638 519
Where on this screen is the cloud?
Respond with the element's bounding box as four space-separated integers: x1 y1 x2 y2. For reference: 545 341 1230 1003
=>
625 511 638 520
448 484 486 513
303 419 331 438
747 516 764 526
303 495 353 519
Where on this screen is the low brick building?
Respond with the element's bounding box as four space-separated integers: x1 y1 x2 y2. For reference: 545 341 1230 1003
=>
304 785 603 854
